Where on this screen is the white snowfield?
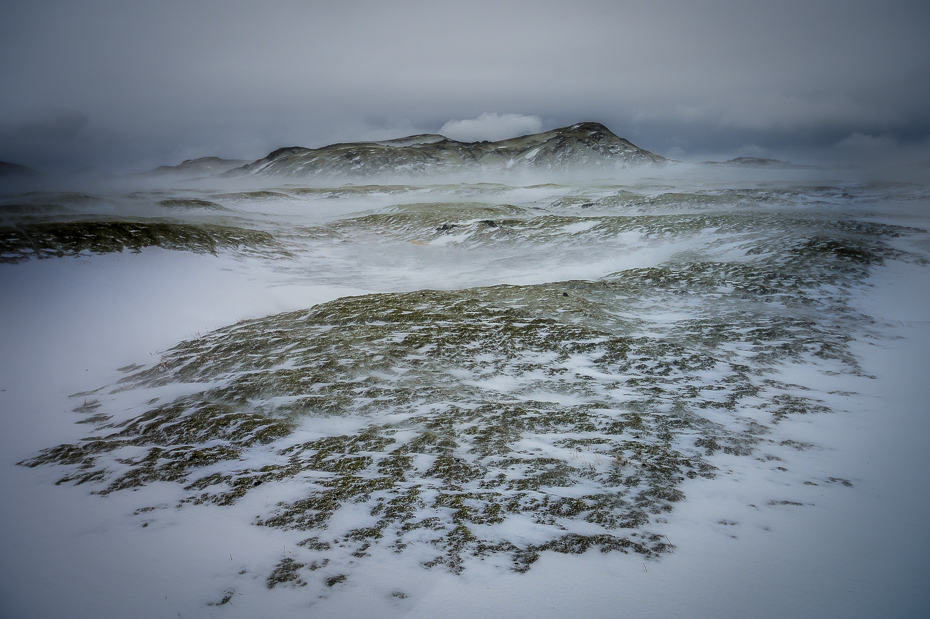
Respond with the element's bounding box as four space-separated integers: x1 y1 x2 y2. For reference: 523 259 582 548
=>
1 166 928 618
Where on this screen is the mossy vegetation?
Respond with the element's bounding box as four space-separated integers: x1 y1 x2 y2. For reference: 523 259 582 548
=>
16 180 926 588
210 190 292 201
0 218 281 262
19 253 874 571
280 184 421 198
157 198 230 211
266 558 307 588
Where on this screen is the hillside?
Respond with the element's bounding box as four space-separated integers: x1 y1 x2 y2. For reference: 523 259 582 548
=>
227 122 666 179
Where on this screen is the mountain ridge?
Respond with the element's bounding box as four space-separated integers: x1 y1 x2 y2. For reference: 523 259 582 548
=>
226 122 667 179
699 156 794 167
0 161 43 179
143 156 251 177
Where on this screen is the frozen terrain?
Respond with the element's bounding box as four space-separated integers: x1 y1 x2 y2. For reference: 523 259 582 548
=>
1 166 929 618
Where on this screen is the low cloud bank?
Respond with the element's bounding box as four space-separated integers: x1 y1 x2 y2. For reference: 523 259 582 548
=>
440 113 543 142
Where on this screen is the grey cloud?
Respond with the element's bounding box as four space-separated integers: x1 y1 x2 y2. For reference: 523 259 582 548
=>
14 109 89 140
1 0 928 172
836 133 898 151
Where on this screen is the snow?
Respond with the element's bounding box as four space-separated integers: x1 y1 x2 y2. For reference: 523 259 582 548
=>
1 173 929 618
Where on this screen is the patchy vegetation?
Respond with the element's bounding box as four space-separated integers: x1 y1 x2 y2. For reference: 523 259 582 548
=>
157 198 231 211
0 218 281 262
15 180 926 592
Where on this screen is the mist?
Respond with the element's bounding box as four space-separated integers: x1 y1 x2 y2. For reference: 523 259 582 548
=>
1 1 928 176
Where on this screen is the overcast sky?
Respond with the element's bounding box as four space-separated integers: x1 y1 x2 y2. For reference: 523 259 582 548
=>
2 0 929 173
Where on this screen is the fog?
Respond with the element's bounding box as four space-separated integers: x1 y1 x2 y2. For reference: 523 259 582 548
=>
1 0 929 175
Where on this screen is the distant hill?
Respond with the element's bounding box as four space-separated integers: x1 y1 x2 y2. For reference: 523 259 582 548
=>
143 156 251 177
226 122 667 179
700 157 793 167
0 161 42 178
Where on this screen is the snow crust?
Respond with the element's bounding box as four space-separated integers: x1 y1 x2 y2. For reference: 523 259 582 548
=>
1 171 929 618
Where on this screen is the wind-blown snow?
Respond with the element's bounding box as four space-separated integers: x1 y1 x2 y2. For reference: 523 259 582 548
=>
1 170 928 618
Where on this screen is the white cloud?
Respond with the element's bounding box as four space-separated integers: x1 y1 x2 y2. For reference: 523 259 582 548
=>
439 113 543 142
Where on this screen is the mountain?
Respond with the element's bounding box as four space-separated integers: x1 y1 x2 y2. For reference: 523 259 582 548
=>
226 122 667 179
143 156 250 177
0 161 43 179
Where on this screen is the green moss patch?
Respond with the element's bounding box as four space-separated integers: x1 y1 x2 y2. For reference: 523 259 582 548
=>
157 198 230 211
0 218 282 262
19 187 923 587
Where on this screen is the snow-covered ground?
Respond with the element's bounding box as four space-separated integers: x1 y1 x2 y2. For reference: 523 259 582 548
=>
1 170 928 618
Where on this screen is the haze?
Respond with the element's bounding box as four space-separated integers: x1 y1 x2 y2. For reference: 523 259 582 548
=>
1 0 929 174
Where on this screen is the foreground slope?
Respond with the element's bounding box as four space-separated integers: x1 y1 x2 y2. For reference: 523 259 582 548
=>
3 174 929 618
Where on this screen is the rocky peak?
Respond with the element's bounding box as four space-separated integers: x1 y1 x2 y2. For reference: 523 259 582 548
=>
228 122 667 179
